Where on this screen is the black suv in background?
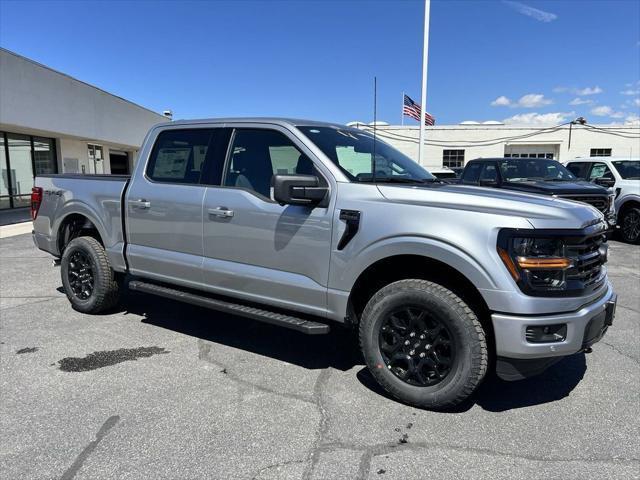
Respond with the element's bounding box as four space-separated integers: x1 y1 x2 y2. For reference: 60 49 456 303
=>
459 158 615 226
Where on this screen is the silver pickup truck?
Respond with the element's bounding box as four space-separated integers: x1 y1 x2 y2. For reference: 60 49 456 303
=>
32 118 617 409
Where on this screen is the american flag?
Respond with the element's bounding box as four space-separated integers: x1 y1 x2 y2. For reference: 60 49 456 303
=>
403 94 435 126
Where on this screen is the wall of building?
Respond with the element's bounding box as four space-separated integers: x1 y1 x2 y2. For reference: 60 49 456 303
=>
0 48 167 209
354 123 640 169
0 49 166 150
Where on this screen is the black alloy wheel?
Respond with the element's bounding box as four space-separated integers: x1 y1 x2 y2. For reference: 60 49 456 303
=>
359 279 488 409
379 307 454 386
621 207 640 244
60 236 121 313
67 250 94 300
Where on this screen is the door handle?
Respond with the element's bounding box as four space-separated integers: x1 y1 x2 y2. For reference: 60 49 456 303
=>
129 199 151 209
208 207 234 218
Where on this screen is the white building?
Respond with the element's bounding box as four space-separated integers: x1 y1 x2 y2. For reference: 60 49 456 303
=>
352 122 640 171
0 48 167 211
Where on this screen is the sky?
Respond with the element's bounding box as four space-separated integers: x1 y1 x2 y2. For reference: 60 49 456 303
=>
0 0 639 126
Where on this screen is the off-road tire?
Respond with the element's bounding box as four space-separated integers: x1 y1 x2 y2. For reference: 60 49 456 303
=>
60 236 120 313
359 279 488 409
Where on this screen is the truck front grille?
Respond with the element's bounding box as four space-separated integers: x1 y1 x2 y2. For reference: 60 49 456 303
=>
561 195 609 214
565 232 607 291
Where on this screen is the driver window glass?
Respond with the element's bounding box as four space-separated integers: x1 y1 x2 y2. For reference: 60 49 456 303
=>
461 163 482 183
224 129 313 199
589 163 613 179
566 162 587 179
479 164 497 182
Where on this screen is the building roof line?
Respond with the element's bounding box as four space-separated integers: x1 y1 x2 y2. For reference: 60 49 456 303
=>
0 47 166 120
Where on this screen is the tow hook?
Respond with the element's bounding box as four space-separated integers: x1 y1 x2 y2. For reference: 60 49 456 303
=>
583 347 593 354
52 258 61 267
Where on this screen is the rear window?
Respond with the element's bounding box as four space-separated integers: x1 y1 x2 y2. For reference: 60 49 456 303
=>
147 129 215 184
612 160 640 179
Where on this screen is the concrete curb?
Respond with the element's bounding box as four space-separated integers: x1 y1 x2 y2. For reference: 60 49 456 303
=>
0 222 33 239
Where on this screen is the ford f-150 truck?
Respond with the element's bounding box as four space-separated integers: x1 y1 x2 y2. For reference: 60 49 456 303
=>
32 118 617 409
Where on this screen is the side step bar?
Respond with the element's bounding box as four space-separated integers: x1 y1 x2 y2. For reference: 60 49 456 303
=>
128 280 330 335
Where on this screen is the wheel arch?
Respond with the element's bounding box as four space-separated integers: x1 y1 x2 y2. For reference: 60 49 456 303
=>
617 197 640 215
348 254 491 322
56 210 106 255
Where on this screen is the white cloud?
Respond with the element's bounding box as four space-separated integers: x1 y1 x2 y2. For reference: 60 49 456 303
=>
575 86 603 96
569 97 593 106
591 105 626 119
491 95 512 106
503 111 573 125
554 86 603 96
518 93 553 108
591 106 613 116
633 98 640 107
620 88 640 96
490 93 552 108
625 114 640 126
503 1 558 22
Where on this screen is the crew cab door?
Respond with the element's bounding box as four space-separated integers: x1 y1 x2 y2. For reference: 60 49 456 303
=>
125 127 228 288
201 126 334 317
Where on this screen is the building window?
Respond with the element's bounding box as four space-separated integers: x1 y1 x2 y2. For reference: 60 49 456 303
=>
443 149 465 168
505 153 554 159
0 131 57 210
590 148 612 157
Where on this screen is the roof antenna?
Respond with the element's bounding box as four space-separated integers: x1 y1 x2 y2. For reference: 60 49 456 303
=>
372 76 377 183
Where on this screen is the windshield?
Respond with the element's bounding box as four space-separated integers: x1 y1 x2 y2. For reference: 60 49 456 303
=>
612 160 640 179
297 126 435 183
499 159 577 182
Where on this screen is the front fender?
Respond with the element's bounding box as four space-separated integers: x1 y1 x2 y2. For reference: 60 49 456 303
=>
331 235 500 293
616 194 640 213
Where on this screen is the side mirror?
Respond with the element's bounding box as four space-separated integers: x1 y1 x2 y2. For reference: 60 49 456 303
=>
479 178 498 187
273 174 328 206
594 177 615 188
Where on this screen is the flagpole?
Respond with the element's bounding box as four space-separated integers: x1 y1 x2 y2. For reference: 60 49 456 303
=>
401 91 404 126
418 0 431 166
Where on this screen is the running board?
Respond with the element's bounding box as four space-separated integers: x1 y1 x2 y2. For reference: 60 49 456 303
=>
128 280 330 335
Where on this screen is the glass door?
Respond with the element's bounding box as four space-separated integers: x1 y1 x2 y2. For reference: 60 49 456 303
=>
1 135 10 209
6 134 34 208
88 144 104 174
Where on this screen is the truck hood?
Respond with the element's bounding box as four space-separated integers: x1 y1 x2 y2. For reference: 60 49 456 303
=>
502 179 608 196
377 183 603 229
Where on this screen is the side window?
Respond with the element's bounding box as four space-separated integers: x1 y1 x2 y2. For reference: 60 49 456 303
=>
461 163 482 184
566 162 587 179
147 129 215 184
479 163 498 182
224 129 313 199
589 163 613 180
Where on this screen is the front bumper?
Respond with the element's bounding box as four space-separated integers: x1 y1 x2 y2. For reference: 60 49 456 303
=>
492 282 616 360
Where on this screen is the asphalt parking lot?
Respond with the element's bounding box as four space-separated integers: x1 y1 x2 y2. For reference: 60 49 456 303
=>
1 232 638 480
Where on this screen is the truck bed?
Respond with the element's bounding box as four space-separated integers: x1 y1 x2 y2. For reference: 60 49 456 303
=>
33 174 130 272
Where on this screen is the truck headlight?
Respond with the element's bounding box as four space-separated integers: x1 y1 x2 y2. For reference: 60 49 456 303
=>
498 235 572 292
497 224 608 297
